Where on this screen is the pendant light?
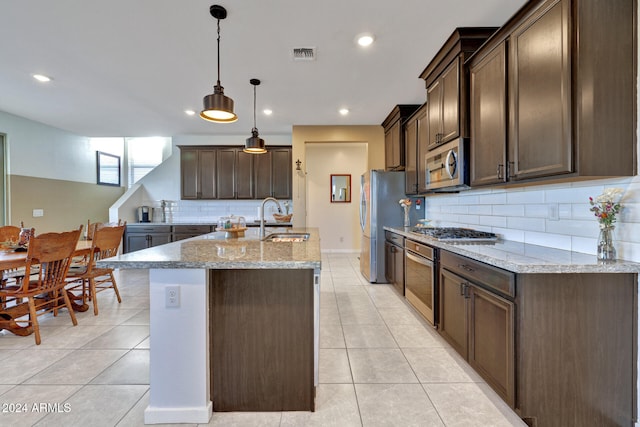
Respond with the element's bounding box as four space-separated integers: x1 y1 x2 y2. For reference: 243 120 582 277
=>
200 5 237 123
244 78 267 154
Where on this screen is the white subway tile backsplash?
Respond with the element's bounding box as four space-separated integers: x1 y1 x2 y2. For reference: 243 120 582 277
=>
524 231 572 251
477 192 507 205
506 189 545 204
493 227 525 242
545 219 597 238
456 214 480 225
571 236 597 255
545 186 598 204
524 205 549 218
558 204 572 219
492 204 525 217
479 215 507 228
468 205 492 215
506 217 546 232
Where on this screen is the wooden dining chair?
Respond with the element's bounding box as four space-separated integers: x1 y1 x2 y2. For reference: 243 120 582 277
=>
86 219 124 240
0 226 82 345
66 224 125 315
0 225 36 309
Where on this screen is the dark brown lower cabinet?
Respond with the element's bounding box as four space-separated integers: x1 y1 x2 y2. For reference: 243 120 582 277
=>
384 231 405 296
439 249 637 427
210 269 315 412
439 265 514 407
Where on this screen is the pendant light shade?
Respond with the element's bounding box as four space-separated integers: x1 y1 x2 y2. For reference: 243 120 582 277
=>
244 79 266 154
200 5 237 123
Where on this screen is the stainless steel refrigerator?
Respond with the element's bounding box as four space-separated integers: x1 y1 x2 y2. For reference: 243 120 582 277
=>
359 170 423 283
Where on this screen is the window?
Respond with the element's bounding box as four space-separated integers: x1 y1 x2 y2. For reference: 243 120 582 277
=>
126 137 171 187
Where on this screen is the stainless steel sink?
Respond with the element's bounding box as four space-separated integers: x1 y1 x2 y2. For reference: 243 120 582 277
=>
263 233 310 242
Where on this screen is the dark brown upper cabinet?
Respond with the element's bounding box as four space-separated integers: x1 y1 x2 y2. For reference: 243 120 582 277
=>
381 105 420 171
404 104 427 194
420 28 498 151
469 0 637 187
179 146 292 200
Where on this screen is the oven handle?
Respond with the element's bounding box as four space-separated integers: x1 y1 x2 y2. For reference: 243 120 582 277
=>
406 250 434 267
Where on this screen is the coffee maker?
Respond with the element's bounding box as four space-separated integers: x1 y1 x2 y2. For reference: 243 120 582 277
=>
137 206 151 222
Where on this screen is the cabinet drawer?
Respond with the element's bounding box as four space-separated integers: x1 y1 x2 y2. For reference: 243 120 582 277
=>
172 225 212 233
385 231 404 247
440 251 514 298
404 239 434 261
126 225 172 233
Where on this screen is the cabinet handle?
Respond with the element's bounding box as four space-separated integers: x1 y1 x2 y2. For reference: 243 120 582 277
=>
497 164 504 180
458 263 475 273
508 161 516 178
463 283 470 299
459 283 465 296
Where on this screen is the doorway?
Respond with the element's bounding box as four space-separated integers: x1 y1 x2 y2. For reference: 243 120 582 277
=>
305 142 367 252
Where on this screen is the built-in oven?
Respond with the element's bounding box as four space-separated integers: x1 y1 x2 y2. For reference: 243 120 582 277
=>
425 138 470 191
404 239 437 326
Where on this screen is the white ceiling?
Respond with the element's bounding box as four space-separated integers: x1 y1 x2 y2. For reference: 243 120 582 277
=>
0 0 527 138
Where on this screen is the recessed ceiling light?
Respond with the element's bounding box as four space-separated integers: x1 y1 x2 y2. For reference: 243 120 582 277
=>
32 74 51 82
356 34 375 47
184 109 196 116
339 108 349 116
263 109 273 116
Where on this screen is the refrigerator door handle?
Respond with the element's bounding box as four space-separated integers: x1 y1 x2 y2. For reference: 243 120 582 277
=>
359 180 366 231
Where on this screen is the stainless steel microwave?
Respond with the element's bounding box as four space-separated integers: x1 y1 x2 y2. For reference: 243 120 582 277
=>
424 138 470 192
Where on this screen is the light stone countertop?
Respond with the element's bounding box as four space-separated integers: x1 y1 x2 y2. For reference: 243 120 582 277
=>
98 227 320 270
386 226 640 274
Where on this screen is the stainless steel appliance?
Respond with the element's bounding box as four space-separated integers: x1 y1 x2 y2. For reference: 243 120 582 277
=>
359 170 423 283
425 138 470 191
404 239 437 325
137 206 151 222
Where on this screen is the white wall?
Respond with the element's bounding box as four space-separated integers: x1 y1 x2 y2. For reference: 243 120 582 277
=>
0 110 123 183
305 142 367 252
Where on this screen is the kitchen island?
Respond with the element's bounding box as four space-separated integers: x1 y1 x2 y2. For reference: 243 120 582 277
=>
97 227 321 424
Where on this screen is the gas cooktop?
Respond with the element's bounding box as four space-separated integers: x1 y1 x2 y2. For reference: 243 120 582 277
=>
412 227 498 242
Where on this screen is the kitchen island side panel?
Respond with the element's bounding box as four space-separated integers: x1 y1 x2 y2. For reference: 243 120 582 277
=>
516 273 637 427
210 269 315 412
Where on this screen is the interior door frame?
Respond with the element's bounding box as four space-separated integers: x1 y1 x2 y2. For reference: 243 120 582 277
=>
0 133 6 225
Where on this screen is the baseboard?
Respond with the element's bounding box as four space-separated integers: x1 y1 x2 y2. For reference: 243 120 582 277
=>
144 402 212 424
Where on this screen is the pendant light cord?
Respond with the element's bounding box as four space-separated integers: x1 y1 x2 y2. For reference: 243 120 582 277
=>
216 18 221 86
253 84 257 130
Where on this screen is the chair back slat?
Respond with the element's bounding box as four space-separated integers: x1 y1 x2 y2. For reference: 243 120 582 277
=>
23 228 82 293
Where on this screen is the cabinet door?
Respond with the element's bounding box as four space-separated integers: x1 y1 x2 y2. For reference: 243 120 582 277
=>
404 116 418 194
427 80 443 150
439 268 468 358
392 245 404 296
509 0 571 180
199 149 217 199
384 241 395 284
385 121 402 170
254 150 273 199
271 148 292 199
148 233 172 248
468 285 514 407
180 148 198 199
216 148 237 199
416 107 430 193
470 42 508 186
440 58 460 143
236 150 254 199
125 234 148 253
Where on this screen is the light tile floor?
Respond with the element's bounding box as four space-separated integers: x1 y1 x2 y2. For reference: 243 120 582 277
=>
0 253 526 426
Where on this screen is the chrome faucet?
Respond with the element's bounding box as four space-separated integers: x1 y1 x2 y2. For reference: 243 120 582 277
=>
260 197 282 239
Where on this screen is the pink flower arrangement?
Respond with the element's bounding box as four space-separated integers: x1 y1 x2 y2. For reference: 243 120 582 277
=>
589 188 623 228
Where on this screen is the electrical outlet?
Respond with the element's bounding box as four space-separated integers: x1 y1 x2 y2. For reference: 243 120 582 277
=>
165 286 180 308
32 209 44 217
548 204 559 221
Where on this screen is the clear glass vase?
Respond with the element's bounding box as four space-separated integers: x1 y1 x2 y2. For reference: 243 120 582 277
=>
597 225 616 261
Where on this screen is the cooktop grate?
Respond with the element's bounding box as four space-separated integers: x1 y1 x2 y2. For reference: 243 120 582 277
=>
412 227 498 242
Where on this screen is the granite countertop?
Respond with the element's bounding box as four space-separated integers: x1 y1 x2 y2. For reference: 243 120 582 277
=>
98 227 320 270
127 221 292 227
385 226 640 274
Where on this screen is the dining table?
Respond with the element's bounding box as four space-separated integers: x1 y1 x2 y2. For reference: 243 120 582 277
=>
0 239 94 337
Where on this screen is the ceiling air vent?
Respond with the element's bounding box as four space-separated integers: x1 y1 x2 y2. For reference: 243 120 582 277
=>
292 47 316 61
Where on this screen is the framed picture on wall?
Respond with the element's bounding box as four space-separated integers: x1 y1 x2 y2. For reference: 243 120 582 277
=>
96 151 121 186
